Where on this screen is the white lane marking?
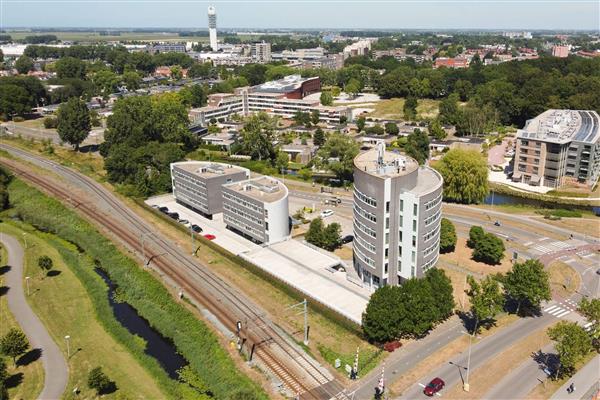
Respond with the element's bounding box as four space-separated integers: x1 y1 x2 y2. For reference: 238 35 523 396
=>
554 310 571 318
544 305 559 312
524 241 533 246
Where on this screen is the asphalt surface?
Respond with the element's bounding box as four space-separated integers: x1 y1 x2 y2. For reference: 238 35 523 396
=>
1 233 69 400
550 355 600 400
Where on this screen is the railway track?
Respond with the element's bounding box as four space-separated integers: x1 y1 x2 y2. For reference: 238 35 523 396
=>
0 144 347 400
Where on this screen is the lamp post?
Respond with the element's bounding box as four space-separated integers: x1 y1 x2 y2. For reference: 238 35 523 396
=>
22 232 27 249
25 276 30 296
65 335 71 358
190 225 194 256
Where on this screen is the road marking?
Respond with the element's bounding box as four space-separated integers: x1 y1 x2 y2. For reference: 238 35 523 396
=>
524 241 533 246
544 305 559 312
554 310 571 318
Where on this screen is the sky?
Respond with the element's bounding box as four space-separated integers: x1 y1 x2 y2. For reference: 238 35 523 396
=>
1 0 599 31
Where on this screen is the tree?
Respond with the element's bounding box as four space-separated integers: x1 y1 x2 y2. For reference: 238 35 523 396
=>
305 218 340 251
0 84 31 117
578 298 600 342
0 328 29 365
438 93 461 126
320 91 333 106
275 151 289 172
293 111 311 128
87 366 114 395
179 84 207 108
466 275 504 331
504 259 551 314
428 119 446 140
0 358 7 400
93 69 119 98
467 226 485 248
472 233 505 265
311 109 320 126
313 127 325 147
384 122 399 135
57 97 91 151
37 255 53 273
55 57 87 79
403 96 418 120
314 133 359 181
365 124 385 135
305 217 325 249
322 222 341 251
362 285 403 343
548 322 593 377
439 218 457 253
170 65 183 80
396 279 439 337
345 78 361 98
122 71 141 91
356 116 366 132
425 268 455 321
15 55 34 74
434 149 489 204
239 113 276 161
405 128 429 165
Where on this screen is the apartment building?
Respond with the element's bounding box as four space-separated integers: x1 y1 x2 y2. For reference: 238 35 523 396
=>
251 41 272 63
189 75 352 125
513 109 600 188
552 45 570 58
343 39 372 59
222 176 289 244
352 143 443 288
170 161 250 217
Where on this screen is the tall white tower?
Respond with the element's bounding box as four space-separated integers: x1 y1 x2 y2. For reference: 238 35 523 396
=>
207 5 218 52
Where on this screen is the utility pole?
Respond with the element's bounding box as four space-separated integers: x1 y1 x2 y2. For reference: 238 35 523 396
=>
25 276 30 296
140 232 152 265
288 299 309 345
190 225 194 255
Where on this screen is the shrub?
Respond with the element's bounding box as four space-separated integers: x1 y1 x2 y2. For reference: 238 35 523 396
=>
439 218 457 253
472 233 505 265
467 226 485 248
43 116 58 129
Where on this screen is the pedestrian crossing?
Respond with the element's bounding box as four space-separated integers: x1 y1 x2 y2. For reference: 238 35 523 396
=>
583 322 593 332
543 299 578 319
531 240 576 254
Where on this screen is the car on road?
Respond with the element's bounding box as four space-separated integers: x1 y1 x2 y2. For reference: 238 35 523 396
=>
167 212 179 220
203 234 216 241
423 378 445 396
324 197 342 206
320 209 334 218
191 224 203 233
341 235 354 244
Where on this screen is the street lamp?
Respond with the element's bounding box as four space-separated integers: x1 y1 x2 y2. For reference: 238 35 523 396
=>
25 276 30 296
64 335 71 358
461 325 480 392
22 232 27 249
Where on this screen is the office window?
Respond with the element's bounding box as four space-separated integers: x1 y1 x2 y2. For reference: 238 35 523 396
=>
411 251 416 262
413 204 417 216
398 246 402 256
400 199 404 212
412 220 417 231
384 263 388 274
386 201 390 213
412 236 416 247
386 217 389 229
385 248 388 257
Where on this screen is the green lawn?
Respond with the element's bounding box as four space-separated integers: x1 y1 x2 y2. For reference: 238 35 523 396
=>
367 98 440 120
0 241 45 400
0 222 167 400
7 31 211 43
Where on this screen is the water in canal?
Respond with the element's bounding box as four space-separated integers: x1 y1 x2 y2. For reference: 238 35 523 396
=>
95 268 187 379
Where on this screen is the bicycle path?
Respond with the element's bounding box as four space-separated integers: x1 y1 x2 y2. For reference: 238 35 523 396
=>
1 233 69 399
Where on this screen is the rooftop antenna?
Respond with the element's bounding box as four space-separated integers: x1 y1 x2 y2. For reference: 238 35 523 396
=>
376 140 385 168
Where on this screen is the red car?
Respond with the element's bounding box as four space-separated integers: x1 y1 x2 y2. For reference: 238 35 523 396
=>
203 234 216 241
423 377 445 396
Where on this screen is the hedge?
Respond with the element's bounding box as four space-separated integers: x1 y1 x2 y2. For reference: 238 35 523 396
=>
7 179 267 400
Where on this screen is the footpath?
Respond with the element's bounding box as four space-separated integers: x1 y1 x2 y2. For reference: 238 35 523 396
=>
1 233 69 399
550 355 600 400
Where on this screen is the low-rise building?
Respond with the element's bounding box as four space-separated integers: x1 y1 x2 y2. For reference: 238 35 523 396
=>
513 109 600 188
552 45 570 58
434 57 469 69
222 176 289 244
170 161 250 217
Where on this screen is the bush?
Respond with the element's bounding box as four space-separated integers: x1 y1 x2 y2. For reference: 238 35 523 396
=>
472 233 505 265
43 116 58 129
87 367 114 395
467 226 485 248
12 116 24 122
439 218 456 253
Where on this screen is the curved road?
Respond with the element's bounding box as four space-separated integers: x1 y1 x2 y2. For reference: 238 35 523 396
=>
1 234 69 400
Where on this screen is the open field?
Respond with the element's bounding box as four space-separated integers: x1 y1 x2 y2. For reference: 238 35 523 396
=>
533 216 600 238
0 242 44 400
6 30 211 43
442 323 554 399
548 261 581 299
366 98 440 120
0 222 167 400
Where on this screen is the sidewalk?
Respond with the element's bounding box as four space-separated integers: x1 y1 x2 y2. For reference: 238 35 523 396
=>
550 355 600 400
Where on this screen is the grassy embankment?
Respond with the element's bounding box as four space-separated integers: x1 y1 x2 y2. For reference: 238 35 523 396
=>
0 222 166 400
0 242 45 400
365 98 440 120
3 178 268 399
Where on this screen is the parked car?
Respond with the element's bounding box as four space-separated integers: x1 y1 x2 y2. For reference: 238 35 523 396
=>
191 224 203 233
167 212 179 220
203 234 216 241
383 341 402 352
341 235 354 244
158 206 169 213
423 378 445 396
178 219 190 227
320 209 334 218
324 197 342 206
151 204 160 209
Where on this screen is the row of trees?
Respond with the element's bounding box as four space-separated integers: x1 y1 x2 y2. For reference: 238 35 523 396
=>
362 269 455 343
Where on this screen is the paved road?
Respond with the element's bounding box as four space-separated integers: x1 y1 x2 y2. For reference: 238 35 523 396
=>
551 355 600 400
1 233 69 400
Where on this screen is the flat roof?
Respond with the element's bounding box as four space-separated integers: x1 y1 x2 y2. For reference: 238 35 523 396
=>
223 176 287 203
252 74 317 94
354 148 419 178
518 109 600 145
172 161 248 179
409 166 443 196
